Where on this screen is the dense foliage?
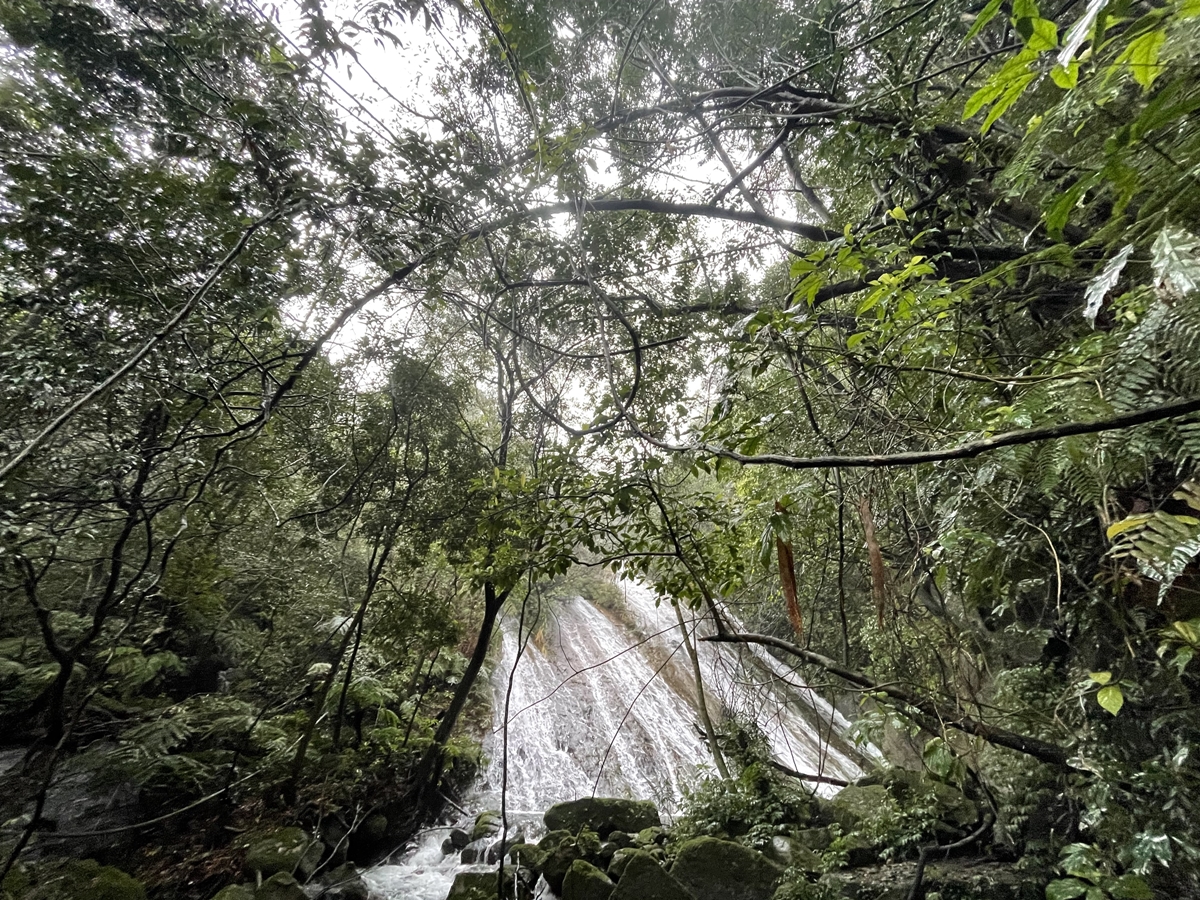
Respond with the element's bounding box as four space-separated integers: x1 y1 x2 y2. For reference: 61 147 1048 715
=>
2 0 1199 896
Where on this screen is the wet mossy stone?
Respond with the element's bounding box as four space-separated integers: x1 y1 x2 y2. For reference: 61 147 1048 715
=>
544 798 661 838
562 859 615 900
20 859 146 900
606 847 641 881
444 827 472 853
505 842 545 872
827 785 892 832
670 837 784 900
610 851 694 900
243 827 323 880
763 836 822 874
635 825 667 846
210 886 255 900
541 837 585 894
446 866 531 900
792 828 833 853
254 872 307 900
472 809 504 841
607 830 634 849
317 862 369 900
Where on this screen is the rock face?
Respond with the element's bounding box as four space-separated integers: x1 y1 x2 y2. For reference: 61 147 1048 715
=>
544 798 661 837
446 867 532 900
670 837 784 900
243 827 323 881
827 784 893 832
609 851 694 900
562 859 615 900
255 873 307 900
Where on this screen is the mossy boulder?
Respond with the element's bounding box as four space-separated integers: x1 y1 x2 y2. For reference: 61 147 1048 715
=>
446 867 532 900
505 841 546 872
254 872 307 900
792 827 833 853
635 825 667 846
670 837 784 900
211 887 255 900
562 859 615 900
610 852 694 900
18 859 146 900
827 785 892 832
243 827 323 880
544 798 661 838
606 847 641 881
472 809 504 841
316 862 369 900
763 836 822 873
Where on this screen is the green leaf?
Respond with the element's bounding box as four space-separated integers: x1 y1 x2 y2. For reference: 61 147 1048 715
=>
1181 0 1200 19
1107 514 1153 539
1083 243 1132 324
846 332 869 349
1026 17 1060 49
1110 874 1153 899
1046 879 1089 900
1117 29 1166 90
965 0 1005 40
889 206 909 221
1097 684 1124 715
1088 670 1113 685
1051 60 1080 88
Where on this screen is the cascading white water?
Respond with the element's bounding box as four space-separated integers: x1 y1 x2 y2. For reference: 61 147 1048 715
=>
365 581 868 899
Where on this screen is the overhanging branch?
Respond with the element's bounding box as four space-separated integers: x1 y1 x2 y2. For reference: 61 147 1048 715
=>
702 396 1200 470
704 631 1074 769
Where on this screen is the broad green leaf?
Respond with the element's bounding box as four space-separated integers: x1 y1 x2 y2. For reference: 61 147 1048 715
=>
846 331 869 349
1046 879 1089 900
1110 874 1153 899
1088 670 1113 684
1151 226 1200 297
889 206 909 221
1026 17 1060 49
1117 29 1166 90
1097 684 1124 715
982 72 1037 132
1181 0 1200 18
1083 243 1133 325
1051 60 1080 88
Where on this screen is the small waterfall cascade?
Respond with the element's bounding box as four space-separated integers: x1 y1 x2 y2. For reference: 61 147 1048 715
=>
365 581 869 899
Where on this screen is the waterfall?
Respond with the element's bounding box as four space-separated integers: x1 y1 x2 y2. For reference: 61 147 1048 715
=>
365 581 868 898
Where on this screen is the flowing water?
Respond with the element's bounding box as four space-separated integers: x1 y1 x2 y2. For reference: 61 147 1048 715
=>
364 581 869 900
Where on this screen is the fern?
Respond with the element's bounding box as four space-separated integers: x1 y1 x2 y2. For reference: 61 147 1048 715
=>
1107 480 1200 600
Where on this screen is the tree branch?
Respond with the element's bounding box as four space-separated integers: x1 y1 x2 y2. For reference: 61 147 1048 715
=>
703 631 1074 769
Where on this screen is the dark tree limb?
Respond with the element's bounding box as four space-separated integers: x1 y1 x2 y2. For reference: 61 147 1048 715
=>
702 631 1074 769
700 396 1200 470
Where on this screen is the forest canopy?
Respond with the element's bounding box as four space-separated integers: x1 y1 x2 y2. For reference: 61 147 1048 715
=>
1 0 1199 896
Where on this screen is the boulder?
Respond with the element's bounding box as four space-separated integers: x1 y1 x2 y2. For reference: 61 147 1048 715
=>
20 859 147 900
461 838 493 864
504 842 545 873
447 827 472 850
610 852 694 900
446 867 532 900
763 836 822 874
243 827 323 880
606 847 641 881
815 860 1047 900
488 830 527 863
350 813 389 861
562 859 615 900
792 828 834 853
607 830 634 849
210 887 255 900
316 862 369 900
670 837 784 900
635 826 667 846
254 873 307 900
472 809 504 841
827 785 892 833
319 818 350 867
541 834 585 894
544 798 661 838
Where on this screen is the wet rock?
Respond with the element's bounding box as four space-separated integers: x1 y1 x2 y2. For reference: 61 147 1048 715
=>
443 827 472 855
243 827 323 880
210 886 255 900
827 785 892 833
446 866 532 900
885 770 978 832
597 841 619 866
472 809 504 841
19 859 147 900
610 851 694 900
319 818 350 867
541 832 586 894
607 830 634 850
563 859 615 900
815 859 1047 900
350 813 389 861
606 847 642 881
460 838 493 864
635 825 667 846
504 842 545 873
792 828 833 853
254 872 307 900
544 798 661 838
670 837 784 900
763 836 822 874
316 862 369 900
488 830 526 863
